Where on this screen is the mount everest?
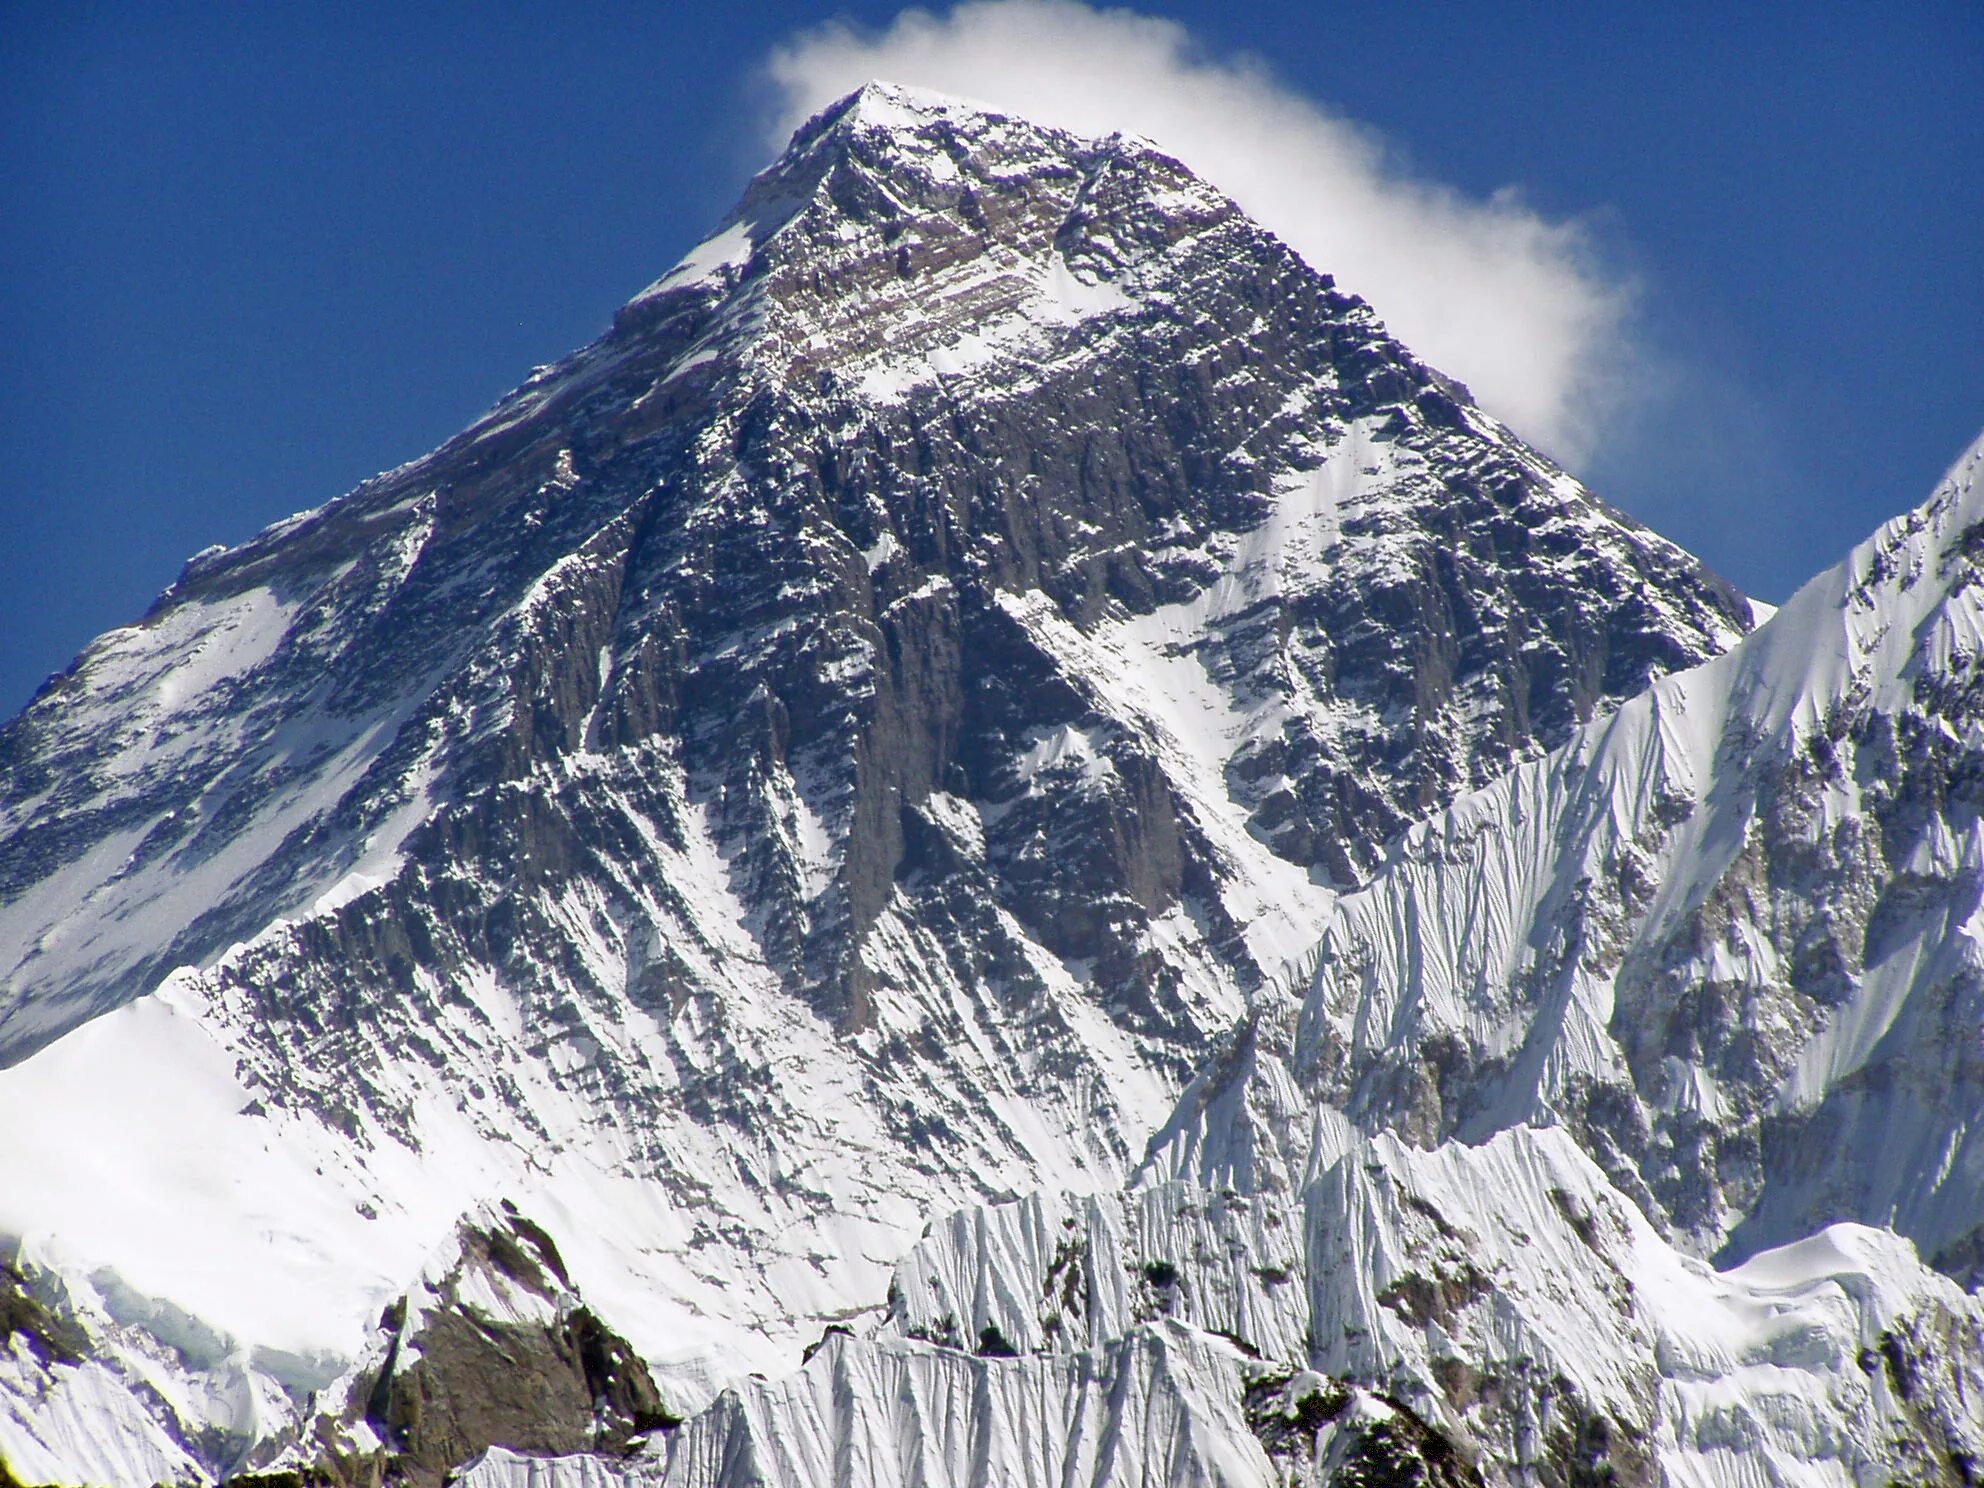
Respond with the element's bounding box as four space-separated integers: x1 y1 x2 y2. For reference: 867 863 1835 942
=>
0 83 1976 1487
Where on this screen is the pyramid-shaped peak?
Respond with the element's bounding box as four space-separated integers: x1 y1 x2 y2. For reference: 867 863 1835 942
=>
623 77 1224 322
778 79 1006 162
828 79 1012 129
770 76 1174 186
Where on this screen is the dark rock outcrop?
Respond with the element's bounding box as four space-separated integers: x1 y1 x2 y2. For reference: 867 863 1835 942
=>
244 1210 673 1488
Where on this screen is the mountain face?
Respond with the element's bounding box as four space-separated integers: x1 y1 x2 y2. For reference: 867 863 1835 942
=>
0 83 1975 1488
0 83 1749 1066
1151 436 1984 1284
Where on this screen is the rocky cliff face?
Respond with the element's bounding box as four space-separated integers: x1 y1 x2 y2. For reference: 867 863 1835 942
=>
2 83 1972 1488
227 1207 672 1488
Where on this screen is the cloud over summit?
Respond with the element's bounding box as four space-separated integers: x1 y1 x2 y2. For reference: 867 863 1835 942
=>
765 0 1635 464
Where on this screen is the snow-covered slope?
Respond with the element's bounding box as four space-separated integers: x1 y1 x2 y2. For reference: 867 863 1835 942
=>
445 1124 1982 1488
9 81 1968 1488
1152 433 1984 1282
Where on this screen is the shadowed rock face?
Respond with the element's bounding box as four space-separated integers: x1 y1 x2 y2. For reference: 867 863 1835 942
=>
0 1265 85 1372
0 85 1758 1485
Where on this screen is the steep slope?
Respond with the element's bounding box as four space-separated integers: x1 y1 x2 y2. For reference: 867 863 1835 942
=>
0 84 1755 1481
1152 433 1984 1282
452 1125 1984 1488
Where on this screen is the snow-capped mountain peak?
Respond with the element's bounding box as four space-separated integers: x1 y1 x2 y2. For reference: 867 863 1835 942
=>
6 86 1967 1488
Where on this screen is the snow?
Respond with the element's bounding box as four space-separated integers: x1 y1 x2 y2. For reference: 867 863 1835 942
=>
92 588 297 714
860 531 901 572
0 503 473 1068
918 791 985 859
449 1123 1984 1488
307 754 440 916
1014 722 1115 789
0 972 454 1362
846 241 1141 405
840 80 1007 133
465 1326 1281 1488
644 219 754 297
0 1345 203 1488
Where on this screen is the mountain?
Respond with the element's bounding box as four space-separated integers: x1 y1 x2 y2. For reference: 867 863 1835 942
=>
1152 433 1984 1282
0 82 1973 1488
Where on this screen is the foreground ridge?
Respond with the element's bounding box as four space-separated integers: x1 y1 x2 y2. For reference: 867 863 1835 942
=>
454 1127 1978 1488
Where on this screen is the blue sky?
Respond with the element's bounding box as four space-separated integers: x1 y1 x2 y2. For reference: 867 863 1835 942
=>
3 1 1978 715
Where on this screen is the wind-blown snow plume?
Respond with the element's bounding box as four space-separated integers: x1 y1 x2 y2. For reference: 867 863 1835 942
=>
765 0 1634 463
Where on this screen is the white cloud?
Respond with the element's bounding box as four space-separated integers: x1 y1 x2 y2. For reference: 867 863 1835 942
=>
764 0 1635 464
